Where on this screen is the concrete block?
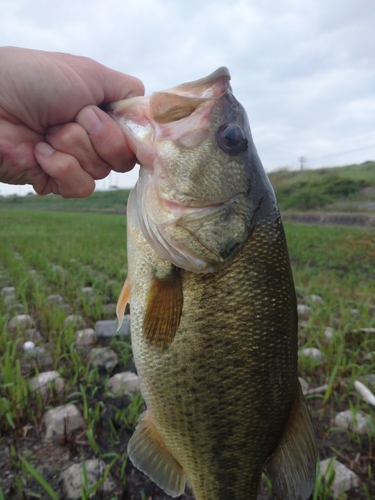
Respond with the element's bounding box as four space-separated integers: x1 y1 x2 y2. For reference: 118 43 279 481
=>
75 328 97 347
29 371 65 401
95 316 130 337
108 372 140 395
324 327 335 340
46 294 65 305
334 409 372 435
2 294 16 305
51 264 66 274
299 347 325 362
43 404 85 441
64 315 85 328
309 294 324 304
23 346 54 371
90 348 118 372
297 304 312 320
320 458 359 497
8 314 34 331
60 458 116 499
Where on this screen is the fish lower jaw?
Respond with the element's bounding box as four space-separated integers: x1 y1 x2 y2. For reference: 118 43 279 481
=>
146 228 216 273
140 215 216 273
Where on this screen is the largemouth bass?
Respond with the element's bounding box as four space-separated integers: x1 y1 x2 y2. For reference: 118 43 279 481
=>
109 68 317 500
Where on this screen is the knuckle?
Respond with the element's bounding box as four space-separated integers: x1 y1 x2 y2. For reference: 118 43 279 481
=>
91 125 130 164
48 123 82 150
55 155 76 176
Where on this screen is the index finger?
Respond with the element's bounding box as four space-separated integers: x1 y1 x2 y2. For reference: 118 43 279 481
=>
76 106 137 173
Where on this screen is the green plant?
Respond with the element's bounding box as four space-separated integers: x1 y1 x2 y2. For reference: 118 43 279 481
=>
313 458 336 500
20 456 58 500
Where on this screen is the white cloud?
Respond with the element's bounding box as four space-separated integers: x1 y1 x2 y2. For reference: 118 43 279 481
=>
1 0 374 195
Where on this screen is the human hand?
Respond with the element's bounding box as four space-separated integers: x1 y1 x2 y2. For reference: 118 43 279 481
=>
0 47 144 197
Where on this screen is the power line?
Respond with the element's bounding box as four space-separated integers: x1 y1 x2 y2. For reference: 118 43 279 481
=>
308 145 375 163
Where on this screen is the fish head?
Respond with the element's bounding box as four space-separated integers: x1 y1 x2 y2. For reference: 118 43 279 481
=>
109 67 275 273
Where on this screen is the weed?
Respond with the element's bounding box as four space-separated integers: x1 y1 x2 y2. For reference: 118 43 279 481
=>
313 458 336 500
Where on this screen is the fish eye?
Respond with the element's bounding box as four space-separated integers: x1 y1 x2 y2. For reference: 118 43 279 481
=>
217 123 248 156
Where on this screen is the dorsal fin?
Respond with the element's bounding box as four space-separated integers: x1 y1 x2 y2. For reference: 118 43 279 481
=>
144 265 183 350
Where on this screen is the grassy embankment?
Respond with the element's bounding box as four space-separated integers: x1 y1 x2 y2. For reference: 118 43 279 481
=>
0 188 131 213
268 160 375 212
0 210 374 499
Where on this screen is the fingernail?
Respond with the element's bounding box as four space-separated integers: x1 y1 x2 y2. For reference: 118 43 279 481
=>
35 142 55 157
77 107 103 134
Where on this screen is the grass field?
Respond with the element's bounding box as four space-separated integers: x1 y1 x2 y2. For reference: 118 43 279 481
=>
0 210 374 499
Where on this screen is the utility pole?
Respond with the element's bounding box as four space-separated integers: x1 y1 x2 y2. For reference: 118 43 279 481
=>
299 156 307 170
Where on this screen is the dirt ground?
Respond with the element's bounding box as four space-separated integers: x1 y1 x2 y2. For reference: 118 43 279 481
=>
1 390 374 499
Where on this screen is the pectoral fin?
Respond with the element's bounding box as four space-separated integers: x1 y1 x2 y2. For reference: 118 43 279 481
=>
128 411 185 497
116 277 131 330
265 381 317 500
144 265 183 350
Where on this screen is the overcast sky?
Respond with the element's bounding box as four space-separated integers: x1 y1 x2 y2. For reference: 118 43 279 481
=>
1 0 375 196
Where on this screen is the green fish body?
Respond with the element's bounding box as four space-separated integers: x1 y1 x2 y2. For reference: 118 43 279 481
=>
110 68 317 500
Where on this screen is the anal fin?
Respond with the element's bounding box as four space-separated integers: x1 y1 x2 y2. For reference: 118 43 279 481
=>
116 277 130 330
128 411 185 497
265 381 317 500
144 265 183 350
